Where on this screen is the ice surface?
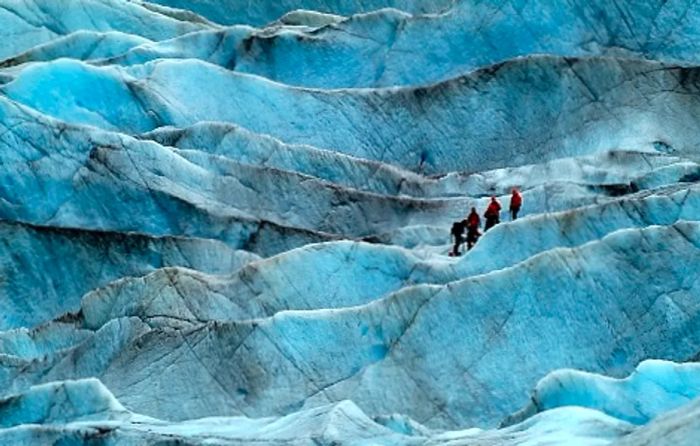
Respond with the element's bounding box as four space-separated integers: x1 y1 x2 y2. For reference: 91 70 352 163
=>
6 1 700 90
5 375 700 445
1 0 700 444
144 0 452 26
46 1 700 89
0 0 208 60
614 397 700 446
0 31 151 68
0 220 258 329
507 360 700 426
7 56 700 175
0 379 128 428
1 223 699 430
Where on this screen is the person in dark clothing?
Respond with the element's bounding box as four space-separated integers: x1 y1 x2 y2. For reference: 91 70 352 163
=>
483 196 502 231
509 187 522 220
450 219 467 256
466 207 481 250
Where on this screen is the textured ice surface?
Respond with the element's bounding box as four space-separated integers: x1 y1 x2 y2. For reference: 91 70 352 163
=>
1 0 700 444
7 56 700 175
145 0 452 26
0 0 207 59
3 371 700 445
506 360 700 426
0 220 258 329
1 222 698 429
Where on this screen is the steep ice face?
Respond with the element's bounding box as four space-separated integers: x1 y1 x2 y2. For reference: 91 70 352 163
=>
0 220 257 329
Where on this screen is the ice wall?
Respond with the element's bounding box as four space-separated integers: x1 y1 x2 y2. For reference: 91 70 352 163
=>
0 0 699 444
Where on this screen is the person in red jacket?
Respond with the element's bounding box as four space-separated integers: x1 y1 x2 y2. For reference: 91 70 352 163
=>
466 207 481 250
484 196 501 231
509 187 522 220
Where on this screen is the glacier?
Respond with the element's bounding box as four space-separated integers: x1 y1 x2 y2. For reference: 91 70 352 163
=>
1 0 700 445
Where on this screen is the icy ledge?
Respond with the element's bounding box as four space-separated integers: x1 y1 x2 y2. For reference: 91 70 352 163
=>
506 360 700 426
4 361 700 445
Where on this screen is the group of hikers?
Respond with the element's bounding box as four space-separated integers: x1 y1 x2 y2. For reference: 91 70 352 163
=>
450 188 522 256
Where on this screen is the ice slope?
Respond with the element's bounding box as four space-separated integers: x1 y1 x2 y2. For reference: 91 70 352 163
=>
0 379 415 444
0 31 152 68
2 65 700 428
143 123 693 198
0 0 209 60
6 1 700 90
5 368 700 445
0 220 257 330
0 97 341 254
144 0 452 26
506 360 700 426
1 223 698 429
7 84 682 265
94 224 700 426
141 122 437 197
76 242 428 330
67 183 700 330
1 0 700 443
6 56 700 174
14 181 692 334
0 379 130 427
226 0 700 88
272 0 700 87
70 0 700 88
613 397 700 446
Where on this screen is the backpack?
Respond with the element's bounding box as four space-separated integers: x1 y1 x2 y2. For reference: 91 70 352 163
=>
451 220 465 236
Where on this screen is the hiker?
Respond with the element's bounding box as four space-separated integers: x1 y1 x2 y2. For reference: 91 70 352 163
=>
466 207 481 250
450 219 467 256
483 196 501 231
509 187 522 220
